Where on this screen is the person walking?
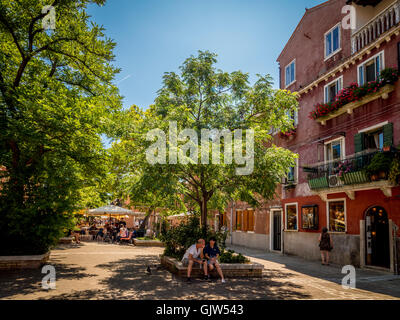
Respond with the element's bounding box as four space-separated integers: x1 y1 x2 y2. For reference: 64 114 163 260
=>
319 227 333 265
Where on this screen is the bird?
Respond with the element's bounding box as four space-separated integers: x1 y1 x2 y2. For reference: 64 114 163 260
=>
146 266 152 275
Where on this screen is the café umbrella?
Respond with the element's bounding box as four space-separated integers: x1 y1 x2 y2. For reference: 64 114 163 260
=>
88 205 134 221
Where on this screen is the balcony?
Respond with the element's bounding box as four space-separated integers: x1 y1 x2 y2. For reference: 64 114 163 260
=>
304 150 397 200
351 0 400 54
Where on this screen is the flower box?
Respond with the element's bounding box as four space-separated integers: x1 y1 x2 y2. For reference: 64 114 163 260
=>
315 84 395 125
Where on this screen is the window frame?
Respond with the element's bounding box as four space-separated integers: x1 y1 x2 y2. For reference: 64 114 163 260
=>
286 158 299 184
285 59 296 88
324 137 346 164
324 76 343 103
357 51 385 85
324 23 341 60
285 202 298 231
326 198 347 233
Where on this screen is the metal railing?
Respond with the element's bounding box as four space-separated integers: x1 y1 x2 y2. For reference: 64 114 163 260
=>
302 150 397 190
351 0 400 54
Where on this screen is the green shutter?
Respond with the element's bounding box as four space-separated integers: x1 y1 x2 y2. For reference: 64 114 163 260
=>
354 132 365 154
383 123 393 146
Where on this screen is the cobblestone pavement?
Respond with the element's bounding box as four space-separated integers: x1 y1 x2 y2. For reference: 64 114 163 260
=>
0 242 399 300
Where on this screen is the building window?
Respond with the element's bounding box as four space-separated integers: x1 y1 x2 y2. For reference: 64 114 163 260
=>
286 109 299 127
356 122 393 153
285 158 298 184
324 77 343 103
327 200 346 232
358 51 384 85
285 203 298 231
285 60 296 87
325 24 341 58
325 138 345 162
235 209 254 232
365 129 384 150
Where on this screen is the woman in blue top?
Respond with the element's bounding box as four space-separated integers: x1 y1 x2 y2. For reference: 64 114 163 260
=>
203 237 225 283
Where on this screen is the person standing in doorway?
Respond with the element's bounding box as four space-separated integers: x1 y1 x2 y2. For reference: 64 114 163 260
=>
319 227 333 265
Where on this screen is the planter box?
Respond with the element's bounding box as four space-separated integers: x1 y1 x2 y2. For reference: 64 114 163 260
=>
160 255 264 278
133 239 164 247
316 84 395 125
308 177 329 190
0 252 50 270
342 171 370 185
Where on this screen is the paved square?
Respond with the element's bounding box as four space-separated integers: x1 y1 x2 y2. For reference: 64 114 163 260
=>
0 242 399 300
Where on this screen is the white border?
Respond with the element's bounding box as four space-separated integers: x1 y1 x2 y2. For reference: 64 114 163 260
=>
285 58 296 88
324 23 341 60
285 202 298 231
326 198 347 233
357 50 385 85
324 76 343 103
359 121 388 133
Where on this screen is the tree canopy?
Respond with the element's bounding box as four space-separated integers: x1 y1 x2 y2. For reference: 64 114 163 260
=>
0 0 121 254
109 51 298 230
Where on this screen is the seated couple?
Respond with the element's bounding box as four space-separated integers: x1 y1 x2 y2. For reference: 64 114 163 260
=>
181 238 225 283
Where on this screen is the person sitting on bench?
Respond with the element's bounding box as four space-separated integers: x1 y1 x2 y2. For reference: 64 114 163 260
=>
203 237 225 283
181 239 206 283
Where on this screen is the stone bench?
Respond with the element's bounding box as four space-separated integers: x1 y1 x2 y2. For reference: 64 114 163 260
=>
0 252 50 270
133 239 164 247
160 255 264 278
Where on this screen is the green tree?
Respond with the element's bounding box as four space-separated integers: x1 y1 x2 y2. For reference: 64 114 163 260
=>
0 0 121 254
109 51 298 231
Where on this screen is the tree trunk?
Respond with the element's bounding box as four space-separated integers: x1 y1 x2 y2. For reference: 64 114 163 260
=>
201 196 208 233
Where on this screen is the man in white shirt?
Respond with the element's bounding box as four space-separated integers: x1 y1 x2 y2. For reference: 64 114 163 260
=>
181 239 205 282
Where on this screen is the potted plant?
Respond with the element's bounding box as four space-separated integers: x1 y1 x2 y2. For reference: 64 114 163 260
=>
366 152 394 181
389 158 400 185
383 142 391 152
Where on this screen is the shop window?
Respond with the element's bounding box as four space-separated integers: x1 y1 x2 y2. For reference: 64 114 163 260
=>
301 205 319 230
327 200 346 232
285 203 298 231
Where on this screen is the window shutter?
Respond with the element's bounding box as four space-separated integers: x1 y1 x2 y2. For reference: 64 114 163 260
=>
325 86 329 103
243 210 248 232
248 210 254 232
383 123 393 146
359 66 364 85
354 132 365 154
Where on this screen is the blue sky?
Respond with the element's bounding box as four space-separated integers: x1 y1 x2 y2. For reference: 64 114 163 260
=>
88 0 325 111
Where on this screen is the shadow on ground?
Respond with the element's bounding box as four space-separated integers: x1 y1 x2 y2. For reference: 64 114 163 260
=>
0 263 97 299
43 256 310 300
232 248 400 299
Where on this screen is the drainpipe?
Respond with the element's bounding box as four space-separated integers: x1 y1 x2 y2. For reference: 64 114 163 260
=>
230 200 234 245
394 223 399 275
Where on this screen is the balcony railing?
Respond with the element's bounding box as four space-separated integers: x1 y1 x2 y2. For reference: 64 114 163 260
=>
351 0 400 54
304 150 393 190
